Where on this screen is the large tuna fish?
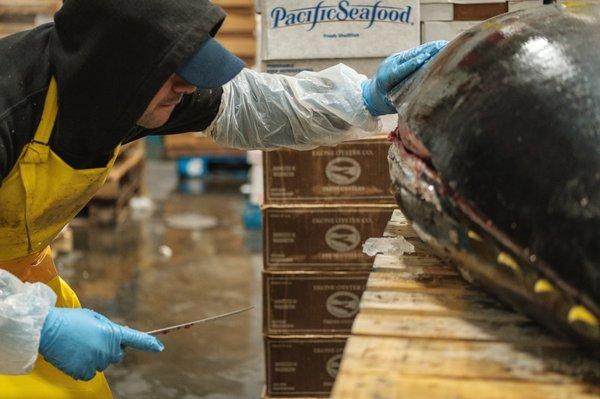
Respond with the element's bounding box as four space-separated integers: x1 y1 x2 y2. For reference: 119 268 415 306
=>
388 2 600 349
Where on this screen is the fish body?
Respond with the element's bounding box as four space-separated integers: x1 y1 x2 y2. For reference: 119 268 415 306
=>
388 3 600 349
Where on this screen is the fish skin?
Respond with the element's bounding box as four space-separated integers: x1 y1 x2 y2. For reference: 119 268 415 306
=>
388 4 600 344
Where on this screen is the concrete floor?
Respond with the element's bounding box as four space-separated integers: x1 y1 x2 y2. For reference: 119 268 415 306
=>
54 160 264 399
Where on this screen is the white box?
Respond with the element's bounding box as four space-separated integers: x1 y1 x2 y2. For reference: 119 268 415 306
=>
421 3 454 20
421 20 478 41
260 0 420 60
450 0 508 3
259 57 384 76
508 0 544 11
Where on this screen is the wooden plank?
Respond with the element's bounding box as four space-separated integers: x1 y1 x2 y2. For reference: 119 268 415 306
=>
94 143 144 199
352 311 566 346
333 209 600 398
332 372 600 399
389 209 407 223
216 34 255 58
211 0 254 8
163 133 245 158
372 254 459 276
338 336 599 384
0 22 32 37
220 9 255 34
0 0 60 14
383 217 419 239
366 271 470 292
359 290 527 321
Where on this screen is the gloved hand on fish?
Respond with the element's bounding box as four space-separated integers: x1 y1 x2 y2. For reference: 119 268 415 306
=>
387 3 600 351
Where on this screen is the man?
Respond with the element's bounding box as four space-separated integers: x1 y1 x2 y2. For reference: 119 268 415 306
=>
0 0 445 397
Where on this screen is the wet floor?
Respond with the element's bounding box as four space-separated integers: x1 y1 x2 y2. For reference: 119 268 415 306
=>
54 160 264 399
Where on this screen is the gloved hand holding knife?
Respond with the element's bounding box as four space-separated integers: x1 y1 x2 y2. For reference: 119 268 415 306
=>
39 307 164 381
38 305 253 381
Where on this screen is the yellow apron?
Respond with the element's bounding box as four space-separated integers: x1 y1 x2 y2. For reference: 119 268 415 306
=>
0 77 119 399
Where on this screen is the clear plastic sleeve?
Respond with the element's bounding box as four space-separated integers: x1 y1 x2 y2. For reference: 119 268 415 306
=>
209 65 383 150
0 269 57 374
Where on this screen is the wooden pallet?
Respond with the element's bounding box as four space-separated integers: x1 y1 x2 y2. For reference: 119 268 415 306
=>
74 141 145 226
94 141 145 200
331 210 600 399
0 0 60 15
214 0 256 65
0 0 60 38
50 224 73 256
164 133 245 159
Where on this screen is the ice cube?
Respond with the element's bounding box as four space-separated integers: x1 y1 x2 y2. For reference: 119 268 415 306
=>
362 236 415 257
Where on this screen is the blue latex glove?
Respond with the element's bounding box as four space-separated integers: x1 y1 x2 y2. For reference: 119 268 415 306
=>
362 40 448 116
39 307 164 381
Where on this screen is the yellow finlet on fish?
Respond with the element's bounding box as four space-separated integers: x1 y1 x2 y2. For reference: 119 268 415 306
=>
497 252 520 272
568 306 599 327
467 230 482 241
534 279 556 294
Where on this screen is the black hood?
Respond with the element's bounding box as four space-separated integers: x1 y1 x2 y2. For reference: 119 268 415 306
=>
50 0 225 154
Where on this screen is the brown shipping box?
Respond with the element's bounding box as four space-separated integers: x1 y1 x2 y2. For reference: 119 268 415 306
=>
265 336 347 398
453 2 508 21
263 137 395 204
263 271 369 335
263 205 395 270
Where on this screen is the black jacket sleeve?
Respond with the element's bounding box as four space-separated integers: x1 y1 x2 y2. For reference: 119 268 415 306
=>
124 87 223 143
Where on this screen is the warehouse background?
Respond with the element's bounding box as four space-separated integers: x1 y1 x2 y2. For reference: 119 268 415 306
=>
0 0 560 398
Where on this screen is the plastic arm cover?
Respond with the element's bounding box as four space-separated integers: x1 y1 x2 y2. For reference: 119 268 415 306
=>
0 269 56 374
209 65 383 150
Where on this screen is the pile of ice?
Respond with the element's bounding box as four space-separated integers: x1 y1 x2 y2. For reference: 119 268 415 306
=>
362 236 415 257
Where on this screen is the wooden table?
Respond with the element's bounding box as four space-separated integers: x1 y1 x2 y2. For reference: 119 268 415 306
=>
332 210 600 399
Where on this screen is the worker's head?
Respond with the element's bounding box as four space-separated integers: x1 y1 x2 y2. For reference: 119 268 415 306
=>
137 74 196 129
137 37 245 129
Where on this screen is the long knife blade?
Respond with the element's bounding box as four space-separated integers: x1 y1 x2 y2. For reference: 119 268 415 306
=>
146 306 254 336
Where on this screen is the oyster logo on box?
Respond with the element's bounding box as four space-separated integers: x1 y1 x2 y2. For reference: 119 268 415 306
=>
326 354 343 378
325 157 362 185
326 291 360 318
270 0 413 31
325 224 361 252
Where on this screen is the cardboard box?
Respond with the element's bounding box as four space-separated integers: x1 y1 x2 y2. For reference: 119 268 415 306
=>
263 271 369 334
421 2 507 21
263 205 395 270
265 336 347 397
260 0 420 61
421 0 509 3
421 20 479 42
453 2 507 19
259 57 383 76
263 137 394 204
421 2 454 21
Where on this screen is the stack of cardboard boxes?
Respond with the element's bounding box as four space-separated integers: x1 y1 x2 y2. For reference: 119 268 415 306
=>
262 139 398 398
420 0 546 42
257 1 420 397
